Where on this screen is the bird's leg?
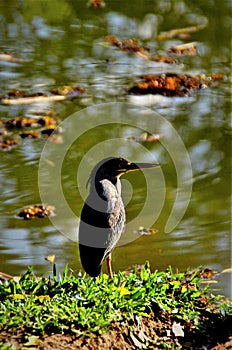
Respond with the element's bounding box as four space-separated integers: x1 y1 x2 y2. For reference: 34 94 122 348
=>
106 254 113 278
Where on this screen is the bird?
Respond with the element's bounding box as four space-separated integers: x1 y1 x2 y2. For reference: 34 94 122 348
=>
78 157 159 278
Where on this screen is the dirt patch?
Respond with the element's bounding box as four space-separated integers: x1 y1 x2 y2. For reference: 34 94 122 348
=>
1 312 231 349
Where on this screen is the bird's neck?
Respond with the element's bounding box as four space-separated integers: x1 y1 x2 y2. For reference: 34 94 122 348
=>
94 175 121 197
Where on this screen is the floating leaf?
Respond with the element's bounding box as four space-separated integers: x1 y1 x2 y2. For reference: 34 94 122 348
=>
128 73 224 97
89 0 105 8
1 85 84 105
20 131 40 139
200 268 217 279
0 138 19 150
45 254 56 263
221 268 232 274
152 55 179 64
104 35 150 54
158 24 206 40
18 204 55 219
168 42 197 56
4 116 60 129
135 226 158 235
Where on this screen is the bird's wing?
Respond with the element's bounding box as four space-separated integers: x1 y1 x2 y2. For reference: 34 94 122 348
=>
100 179 124 228
100 179 125 257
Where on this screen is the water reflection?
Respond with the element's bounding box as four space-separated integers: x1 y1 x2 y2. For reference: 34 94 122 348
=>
0 0 230 298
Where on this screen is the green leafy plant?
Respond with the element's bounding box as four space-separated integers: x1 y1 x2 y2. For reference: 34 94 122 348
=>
0 263 231 341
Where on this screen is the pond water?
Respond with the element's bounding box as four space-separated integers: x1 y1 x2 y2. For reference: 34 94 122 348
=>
0 0 231 297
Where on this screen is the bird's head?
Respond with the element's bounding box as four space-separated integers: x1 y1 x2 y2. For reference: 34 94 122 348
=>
87 157 159 187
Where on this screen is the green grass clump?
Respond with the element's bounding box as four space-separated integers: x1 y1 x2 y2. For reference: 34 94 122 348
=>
0 263 231 337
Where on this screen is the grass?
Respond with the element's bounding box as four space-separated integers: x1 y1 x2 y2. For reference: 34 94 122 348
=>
0 262 231 348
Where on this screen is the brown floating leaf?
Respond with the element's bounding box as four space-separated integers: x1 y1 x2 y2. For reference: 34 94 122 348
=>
104 35 150 54
0 116 63 148
41 126 63 143
1 85 85 105
37 115 60 127
89 0 105 8
104 36 195 64
128 132 161 143
5 117 37 128
52 85 85 98
20 131 40 139
168 42 197 56
18 205 55 220
8 89 27 98
140 132 161 142
0 138 19 150
210 73 225 81
158 24 206 40
41 126 60 136
152 55 179 64
4 116 60 129
128 73 224 97
135 226 158 235
200 268 217 280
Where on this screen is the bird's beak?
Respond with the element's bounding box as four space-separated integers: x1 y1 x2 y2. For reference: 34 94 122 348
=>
126 162 160 172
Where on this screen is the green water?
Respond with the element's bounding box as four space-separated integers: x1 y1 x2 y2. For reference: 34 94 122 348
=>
0 0 231 297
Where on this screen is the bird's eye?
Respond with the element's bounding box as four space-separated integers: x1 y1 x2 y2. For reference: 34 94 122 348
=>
120 162 128 169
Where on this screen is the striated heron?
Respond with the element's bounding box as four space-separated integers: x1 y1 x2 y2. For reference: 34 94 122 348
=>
78 157 159 278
